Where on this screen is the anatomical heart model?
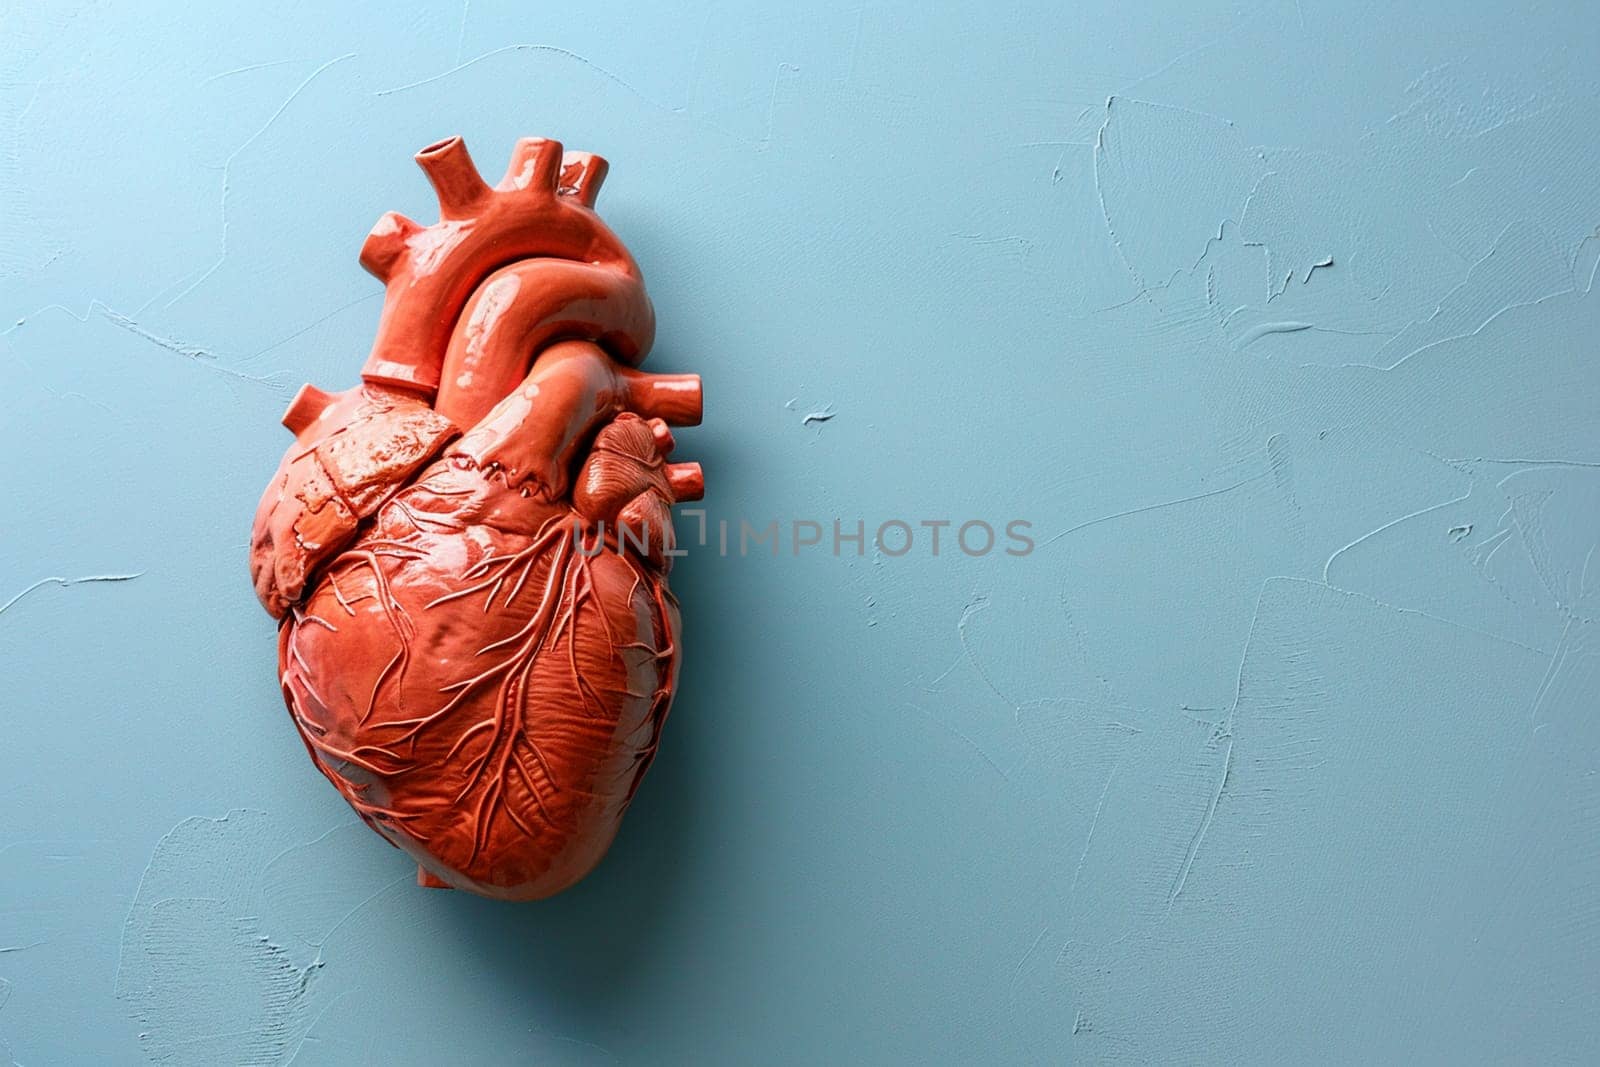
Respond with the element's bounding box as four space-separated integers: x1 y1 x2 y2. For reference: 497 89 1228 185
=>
248 136 703 900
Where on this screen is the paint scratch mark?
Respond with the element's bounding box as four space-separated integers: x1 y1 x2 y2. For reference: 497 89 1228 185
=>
1166 575 1282 911
1042 471 1268 549
0 941 46 955
376 44 671 108
904 702 1012 784
1169 730 1232 908
760 63 802 147
1005 924 1052 1011
247 292 382 360
283 989 352 1066
453 0 471 65
165 53 357 310
1058 0 1268 189
917 647 966 693
96 308 211 359
957 595 1018 710
1237 320 1313 346
0 976 11 1067
1 573 144 619
308 873 411 950
523 1025 620 1065
1302 254 1334 281
1374 279 1593 374
1070 762 1120 894
1441 455 1600 470
1527 618 1573 726
371 42 798 147
67 303 290 389
1338 579 1553 657
1322 493 1470 581
199 59 304 88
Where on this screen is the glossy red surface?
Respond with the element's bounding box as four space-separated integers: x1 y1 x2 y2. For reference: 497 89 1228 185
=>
248 137 702 900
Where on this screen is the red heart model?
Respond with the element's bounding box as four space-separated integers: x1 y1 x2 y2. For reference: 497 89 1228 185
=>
248 137 703 900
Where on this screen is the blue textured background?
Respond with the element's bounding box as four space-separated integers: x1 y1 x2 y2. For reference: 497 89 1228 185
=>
3 2 1598 1063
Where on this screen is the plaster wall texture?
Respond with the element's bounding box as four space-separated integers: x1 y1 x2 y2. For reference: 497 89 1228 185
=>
2 1 1598 1063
